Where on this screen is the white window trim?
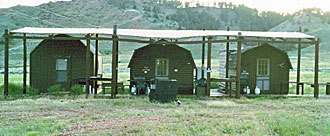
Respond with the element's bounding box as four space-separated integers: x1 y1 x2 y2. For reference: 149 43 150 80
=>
155 58 169 77
56 58 68 82
257 58 270 77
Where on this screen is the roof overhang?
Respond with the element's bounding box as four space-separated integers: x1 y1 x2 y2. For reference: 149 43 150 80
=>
10 27 315 39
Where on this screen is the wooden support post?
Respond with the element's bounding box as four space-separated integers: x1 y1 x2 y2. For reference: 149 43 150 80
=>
4 29 9 96
23 33 27 94
301 83 304 95
296 26 302 95
95 34 99 76
314 38 320 98
112 25 118 98
201 36 205 79
85 34 91 96
225 27 230 93
229 81 232 97
236 35 242 98
94 34 99 95
326 83 330 95
149 38 153 44
206 36 212 97
195 69 198 80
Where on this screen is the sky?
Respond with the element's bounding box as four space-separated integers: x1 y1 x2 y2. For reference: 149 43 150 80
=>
0 0 70 9
0 0 330 14
181 0 330 14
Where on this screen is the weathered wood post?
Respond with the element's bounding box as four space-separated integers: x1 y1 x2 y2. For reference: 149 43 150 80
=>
94 34 99 94
229 81 232 97
201 28 206 81
85 34 91 96
236 32 242 98
4 29 9 96
314 38 320 98
23 33 27 94
301 83 304 95
326 83 330 95
297 26 302 95
202 36 205 79
225 27 230 94
112 25 119 98
206 36 212 97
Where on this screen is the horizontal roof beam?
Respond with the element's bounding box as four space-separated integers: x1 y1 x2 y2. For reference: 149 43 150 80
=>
7 35 317 45
7 35 113 41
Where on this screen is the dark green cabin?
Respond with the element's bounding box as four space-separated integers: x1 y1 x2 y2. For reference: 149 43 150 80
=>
30 35 102 92
128 41 196 94
220 43 293 94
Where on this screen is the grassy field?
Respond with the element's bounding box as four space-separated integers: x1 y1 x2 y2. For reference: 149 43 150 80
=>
1 71 329 95
0 96 329 135
1 44 330 95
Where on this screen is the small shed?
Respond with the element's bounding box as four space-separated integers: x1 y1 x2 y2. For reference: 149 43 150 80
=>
128 40 196 94
30 34 102 92
219 43 293 94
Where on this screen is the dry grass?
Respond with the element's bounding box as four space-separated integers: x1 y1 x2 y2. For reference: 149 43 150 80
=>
0 95 329 135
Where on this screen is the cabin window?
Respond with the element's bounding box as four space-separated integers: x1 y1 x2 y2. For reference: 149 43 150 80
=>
155 59 169 76
257 80 269 90
257 58 269 76
56 59 67 82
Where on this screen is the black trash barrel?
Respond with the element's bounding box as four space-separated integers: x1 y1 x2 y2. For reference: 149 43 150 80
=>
149 79 178 103
195 78 206 96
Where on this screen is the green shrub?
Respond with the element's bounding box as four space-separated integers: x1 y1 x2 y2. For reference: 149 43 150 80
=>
0 83 23 95
70 84 83 95
210 82 219 89
104 87 130 94
47 84 64 95
0 83 39 96
27 86 39 95
118 87 130 94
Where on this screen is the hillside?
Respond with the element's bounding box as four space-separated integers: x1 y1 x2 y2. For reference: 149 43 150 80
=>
270 8 330 46
1 0 330 69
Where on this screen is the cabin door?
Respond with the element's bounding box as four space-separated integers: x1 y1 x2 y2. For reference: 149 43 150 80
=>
256 58 270 91
55 56 71 89
155 59 169 80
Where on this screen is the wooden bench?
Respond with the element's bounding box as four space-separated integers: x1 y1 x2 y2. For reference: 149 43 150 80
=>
210 78 236 96
101 82 124 94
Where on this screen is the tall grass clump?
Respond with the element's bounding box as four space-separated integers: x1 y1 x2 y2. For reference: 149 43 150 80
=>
70 84 83 95
0 83 39 95
259 111 330 135
210 82 219 89
0 83 23 95
47 84 65 95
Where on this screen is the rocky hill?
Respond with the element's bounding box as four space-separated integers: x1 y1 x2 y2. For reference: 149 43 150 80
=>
269 8 330 54
1 0 330 68
270 9 330 41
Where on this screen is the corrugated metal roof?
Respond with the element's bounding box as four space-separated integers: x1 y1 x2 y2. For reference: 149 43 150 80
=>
10 27 315 39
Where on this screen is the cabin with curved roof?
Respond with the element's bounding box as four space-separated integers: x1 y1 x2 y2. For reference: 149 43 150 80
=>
219 43 293 94
30 34 102 92
128 40 196 94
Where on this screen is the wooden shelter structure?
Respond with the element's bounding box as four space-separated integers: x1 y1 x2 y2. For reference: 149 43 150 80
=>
128 40 196 94
3 26 319 98
219 43 293 94
30 34 103 92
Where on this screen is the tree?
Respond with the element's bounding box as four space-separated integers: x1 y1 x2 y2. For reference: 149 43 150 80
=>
164 0 182 8
184 2 190 8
